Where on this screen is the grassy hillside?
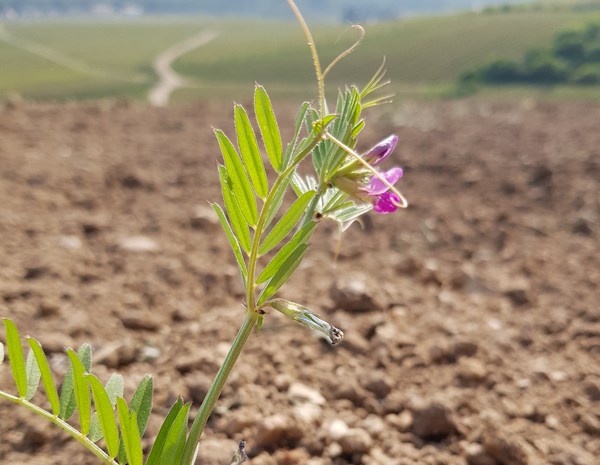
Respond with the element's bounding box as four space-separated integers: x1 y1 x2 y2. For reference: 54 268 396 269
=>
1 8 598 102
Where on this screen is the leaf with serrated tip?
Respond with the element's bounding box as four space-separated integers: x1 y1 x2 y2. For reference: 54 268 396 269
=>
66 349 91 435
25 349 41 401
27 338 60 416
255 85 283 172
3 319 27 398
88 374 120 458
235 104 268 198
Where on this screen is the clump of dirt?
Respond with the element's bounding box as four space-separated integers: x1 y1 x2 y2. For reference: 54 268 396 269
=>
0 99 598 465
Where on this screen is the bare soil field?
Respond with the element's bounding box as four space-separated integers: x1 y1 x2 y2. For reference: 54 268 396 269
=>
0 98 598 465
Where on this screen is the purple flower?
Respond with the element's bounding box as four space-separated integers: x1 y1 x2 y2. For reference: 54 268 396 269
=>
373 192 401 214
364 167 404 214
363 135 398 165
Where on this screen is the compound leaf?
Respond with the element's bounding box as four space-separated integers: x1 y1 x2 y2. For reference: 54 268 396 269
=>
257 243 308 306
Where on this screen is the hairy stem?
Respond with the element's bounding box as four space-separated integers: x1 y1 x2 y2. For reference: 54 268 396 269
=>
0 390 118 465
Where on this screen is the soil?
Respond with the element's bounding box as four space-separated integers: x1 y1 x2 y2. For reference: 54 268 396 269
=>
0 98 598 465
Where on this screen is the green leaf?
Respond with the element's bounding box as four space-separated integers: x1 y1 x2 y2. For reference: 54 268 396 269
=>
3 319 27 398
259 190 316 256
27 338 60 415
212 203 248 284
219 166 251 253
24 349 41 401
257 243 309 306
89 413 103 443
235 104 268 199
117 398 143 465
160 402 190 465
255 85 283 172
215 129 258 227
257 221 316 284
66 348 92 435
130 374 152 436
88 375 120 458
105 373 124 407
264 175 292 228
283 101 310 169
146 399 183 465
60 344 92 421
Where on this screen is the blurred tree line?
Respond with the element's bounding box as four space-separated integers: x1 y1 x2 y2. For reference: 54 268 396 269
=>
461 22 600 86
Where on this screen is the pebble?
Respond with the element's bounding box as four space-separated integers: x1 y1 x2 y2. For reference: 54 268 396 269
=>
330 273 383 312
120 313 161 331
457 357 488 383
118 236 159 252
292 403 322 425
94 341 137 368
185 372 212 404
410 400 456 439
288 382 326 406
326 419 350 441
580 413 600 435
584 380 600 401
338 428 373 455
195 438 238 465
482 421 531 465
464 443 495 465
58 235 82 249
363 372 392 398
254 414 303 450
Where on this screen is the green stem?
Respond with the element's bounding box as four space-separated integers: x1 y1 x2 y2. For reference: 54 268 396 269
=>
180 312 257 465
0 390 118 465
286 0 325 117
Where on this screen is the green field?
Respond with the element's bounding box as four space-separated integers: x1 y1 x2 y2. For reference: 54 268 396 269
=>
1 8 599 102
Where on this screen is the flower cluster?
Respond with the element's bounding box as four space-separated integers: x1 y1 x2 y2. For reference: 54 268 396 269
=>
332 135 405 214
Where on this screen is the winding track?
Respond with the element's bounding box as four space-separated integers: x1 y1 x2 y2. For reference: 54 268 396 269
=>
148 30 218 107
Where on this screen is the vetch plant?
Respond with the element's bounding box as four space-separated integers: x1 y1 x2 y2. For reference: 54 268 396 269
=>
0 1 407 464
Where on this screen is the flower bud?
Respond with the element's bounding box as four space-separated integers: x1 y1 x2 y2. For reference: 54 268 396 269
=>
363 135 398 165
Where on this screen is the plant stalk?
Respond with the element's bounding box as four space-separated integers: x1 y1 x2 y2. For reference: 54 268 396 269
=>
0 390 118 465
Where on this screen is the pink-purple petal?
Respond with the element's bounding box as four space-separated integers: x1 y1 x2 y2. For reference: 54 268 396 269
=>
373 192 400 214
367 167 404 195
364 135 398 165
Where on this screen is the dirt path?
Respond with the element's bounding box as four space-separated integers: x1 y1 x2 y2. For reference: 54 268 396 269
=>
148 30 218 107
0 24 142 83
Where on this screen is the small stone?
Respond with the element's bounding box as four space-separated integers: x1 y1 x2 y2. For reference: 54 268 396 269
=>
387 410 413 432
254 414 303 450
457 358 488 384
330 273 383 312
23 264 50 280
190 205 220 231
338 428 373 455
120 313 161 331
293 403 322 424
580 413 600 435
94 341 137 368
326 419 350 441
186 373 212 404
550 370 568 382
139 345 161 363
38 299 60 317
411 400 456 439
504 288 530 306
273 448 311 465
584 380 600 401
482 421 531 465
119 236 159 253
195 438 238 465
288 382 326 406
363 372 392 398
465 443 495 465
361 414 386 437
58 235 82 249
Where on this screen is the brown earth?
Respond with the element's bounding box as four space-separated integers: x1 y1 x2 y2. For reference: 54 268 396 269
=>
0 98 598 465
